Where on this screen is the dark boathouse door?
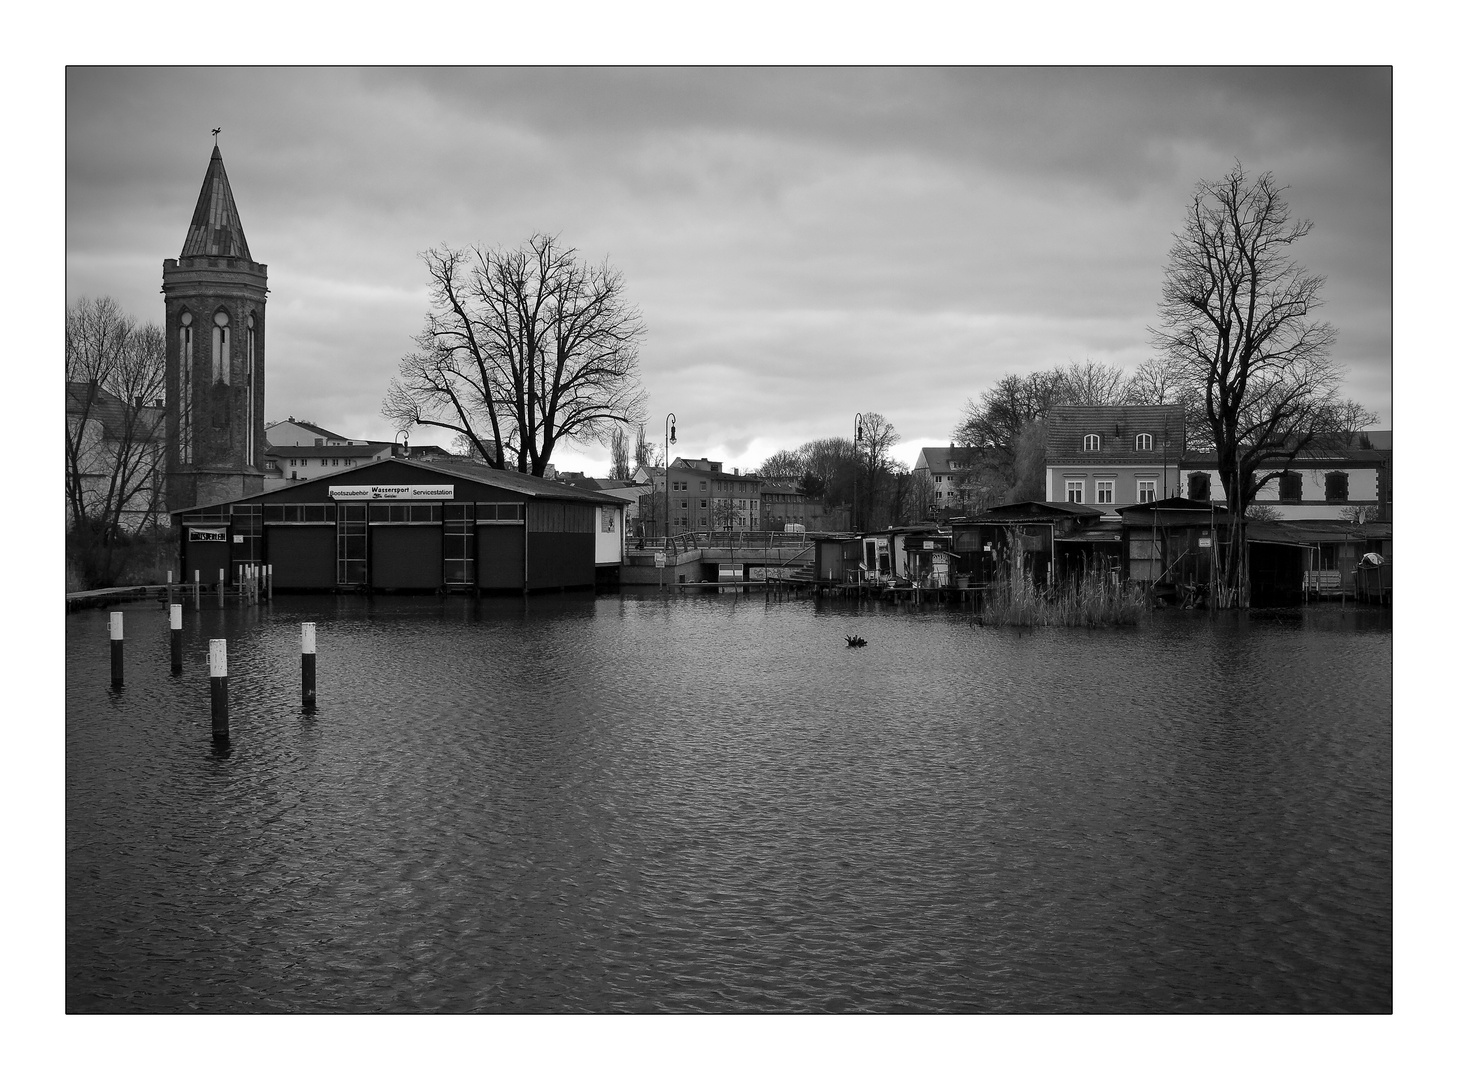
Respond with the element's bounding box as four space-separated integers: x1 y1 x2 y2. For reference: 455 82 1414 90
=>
368 502 444 591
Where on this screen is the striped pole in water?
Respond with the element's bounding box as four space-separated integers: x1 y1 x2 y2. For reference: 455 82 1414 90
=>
169 604 183 674
209 639 229 740
301 623 316 713
109 612 123 688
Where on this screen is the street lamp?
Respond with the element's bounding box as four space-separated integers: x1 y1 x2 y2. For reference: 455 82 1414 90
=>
662 412 677 545
396 428 410 459
852 413 864 532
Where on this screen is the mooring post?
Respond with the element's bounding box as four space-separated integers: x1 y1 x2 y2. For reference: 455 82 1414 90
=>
193 569 201 608
167 569 174 609
301 622 317 712
267 564 273 602
218 568 225 609
169 603 183 674
210 638 229 740
109 611 124 688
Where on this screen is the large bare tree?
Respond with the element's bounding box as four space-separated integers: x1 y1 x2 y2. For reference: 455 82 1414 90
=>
384 234 648 475
1152 164 1374 602
65 297 168 587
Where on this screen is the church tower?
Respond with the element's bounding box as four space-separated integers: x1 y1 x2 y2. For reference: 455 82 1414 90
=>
162 144 267 510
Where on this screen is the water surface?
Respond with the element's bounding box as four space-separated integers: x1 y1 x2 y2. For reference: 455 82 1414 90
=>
66 591 1392 1012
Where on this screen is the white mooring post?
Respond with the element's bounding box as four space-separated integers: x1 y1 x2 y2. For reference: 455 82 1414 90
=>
301 622 317 712
209 639 229 740
170 603 183 674
109 611 124 688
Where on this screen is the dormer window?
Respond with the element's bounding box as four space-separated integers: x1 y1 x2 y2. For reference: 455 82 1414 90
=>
1083 434 1100 451
1135 433 1153 451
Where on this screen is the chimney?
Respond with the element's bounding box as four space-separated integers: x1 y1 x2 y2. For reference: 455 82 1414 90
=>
734 467 740 475
315 437 323 447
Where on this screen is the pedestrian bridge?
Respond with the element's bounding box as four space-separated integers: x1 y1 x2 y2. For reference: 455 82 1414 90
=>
622 532 817 584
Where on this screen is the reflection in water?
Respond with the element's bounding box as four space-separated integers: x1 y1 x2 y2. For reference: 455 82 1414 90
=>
66 593 1391 1012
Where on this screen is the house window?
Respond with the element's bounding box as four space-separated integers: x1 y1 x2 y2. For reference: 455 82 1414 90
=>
700 499 707 508
1083 434 1100 451
1188 472 1211 501
1279 471 1303 502
1325 472 1349 502
699 481 707 490
1095 480 1115 504
1137 480 1157 503
1066 480 1084 503
1135 433 1153 451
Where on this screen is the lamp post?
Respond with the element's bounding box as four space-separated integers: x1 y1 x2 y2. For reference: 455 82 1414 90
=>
852 413 864 532
396 428 410 460
662 413 677 546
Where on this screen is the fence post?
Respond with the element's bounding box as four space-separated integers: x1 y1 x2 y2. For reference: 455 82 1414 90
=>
209 639 229 740
170 604 183 674
109 611 123 688
301 622 317 712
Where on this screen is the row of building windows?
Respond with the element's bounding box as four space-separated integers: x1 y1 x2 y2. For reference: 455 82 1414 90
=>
1066 480 1159 503
1058 471 1355 504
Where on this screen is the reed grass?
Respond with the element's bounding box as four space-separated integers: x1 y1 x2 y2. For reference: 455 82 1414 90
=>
983 567 1146 627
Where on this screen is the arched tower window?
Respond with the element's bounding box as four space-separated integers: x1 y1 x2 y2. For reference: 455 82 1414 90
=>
212 309 231 385
1135 433 1153 451
1083 434 1100 451
178 310 194 463
246 313 256 464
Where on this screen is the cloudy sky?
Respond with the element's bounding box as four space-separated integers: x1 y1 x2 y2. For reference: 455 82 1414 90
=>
65 66 1391 475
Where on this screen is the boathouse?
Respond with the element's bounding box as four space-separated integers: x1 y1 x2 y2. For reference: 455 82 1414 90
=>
948 502 1105 587
170 457 629 593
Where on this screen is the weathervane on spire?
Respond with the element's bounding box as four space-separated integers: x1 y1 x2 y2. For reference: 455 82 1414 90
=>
212 127 221 145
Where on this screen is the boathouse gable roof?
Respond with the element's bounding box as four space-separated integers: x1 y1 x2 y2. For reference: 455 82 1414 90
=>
170 457 626 517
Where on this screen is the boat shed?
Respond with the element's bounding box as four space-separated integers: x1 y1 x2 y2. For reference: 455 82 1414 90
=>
948 502 1105 586
170 457 630 594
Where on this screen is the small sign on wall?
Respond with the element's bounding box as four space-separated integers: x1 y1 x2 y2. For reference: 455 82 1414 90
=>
189 527 226 542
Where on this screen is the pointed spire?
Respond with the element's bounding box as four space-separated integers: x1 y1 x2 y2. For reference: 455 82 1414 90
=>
179 145 252 260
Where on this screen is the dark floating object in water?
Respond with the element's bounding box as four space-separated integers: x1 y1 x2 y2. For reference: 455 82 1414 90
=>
845 635 867 648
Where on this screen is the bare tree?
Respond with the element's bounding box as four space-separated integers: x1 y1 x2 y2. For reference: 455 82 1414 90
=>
634 425 654 473
1152 163 1374 603
801 437 856 508
609 425 631 480
384 234 648 475
855 412 899 530
65 297 168 587
756 447 807 482
1054 360 1131 407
